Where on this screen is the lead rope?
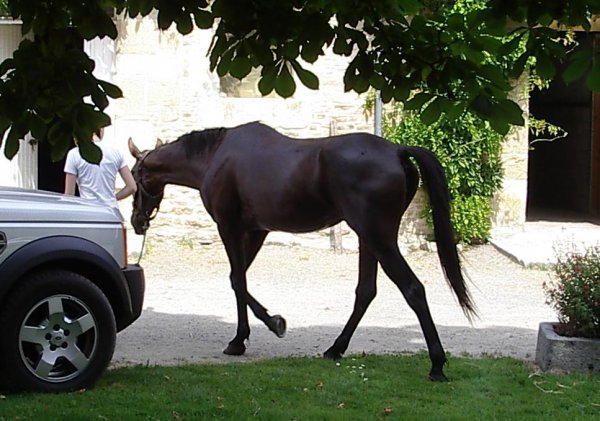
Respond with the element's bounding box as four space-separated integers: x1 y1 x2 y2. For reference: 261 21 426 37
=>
136 232 147 265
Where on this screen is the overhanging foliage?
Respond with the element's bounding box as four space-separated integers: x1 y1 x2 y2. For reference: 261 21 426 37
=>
2 0 600 162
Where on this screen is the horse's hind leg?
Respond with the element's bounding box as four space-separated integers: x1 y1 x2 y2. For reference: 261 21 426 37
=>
324 239 378 359
242 231 286 338
375 244 448 381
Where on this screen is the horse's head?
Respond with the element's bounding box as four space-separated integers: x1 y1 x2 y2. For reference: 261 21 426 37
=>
128 138 165 235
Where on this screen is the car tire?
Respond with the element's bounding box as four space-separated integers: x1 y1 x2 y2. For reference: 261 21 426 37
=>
0 269 116 392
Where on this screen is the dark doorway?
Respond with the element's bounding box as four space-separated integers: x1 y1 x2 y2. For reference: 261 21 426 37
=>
37 140 67 193
527 33 600 222
36 28 83 194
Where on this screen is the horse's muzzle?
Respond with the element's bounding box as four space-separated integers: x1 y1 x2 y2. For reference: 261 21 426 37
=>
131 214 149 235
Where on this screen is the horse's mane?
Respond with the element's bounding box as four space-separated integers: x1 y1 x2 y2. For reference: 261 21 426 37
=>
177 128 226 158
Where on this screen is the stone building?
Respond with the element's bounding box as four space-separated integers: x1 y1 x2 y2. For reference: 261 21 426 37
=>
0 14 549 252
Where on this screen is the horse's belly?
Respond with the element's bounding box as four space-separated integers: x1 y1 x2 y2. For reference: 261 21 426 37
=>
246 200 340 233
266 216 341 233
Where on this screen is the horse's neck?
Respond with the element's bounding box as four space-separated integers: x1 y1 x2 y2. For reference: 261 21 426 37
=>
156 143 209 190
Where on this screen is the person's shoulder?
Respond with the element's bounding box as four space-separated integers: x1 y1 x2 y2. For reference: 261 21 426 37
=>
98 141 126 161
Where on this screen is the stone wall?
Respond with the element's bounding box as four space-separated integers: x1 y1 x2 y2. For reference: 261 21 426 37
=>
492 75 530 229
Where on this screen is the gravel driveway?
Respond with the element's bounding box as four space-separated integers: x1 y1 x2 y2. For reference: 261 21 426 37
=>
112 240 556 367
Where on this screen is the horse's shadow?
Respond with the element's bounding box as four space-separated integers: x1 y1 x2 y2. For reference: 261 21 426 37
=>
113 308 540 368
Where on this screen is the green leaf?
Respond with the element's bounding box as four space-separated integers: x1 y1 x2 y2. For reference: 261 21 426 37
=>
333 36 352 56
381 89 394 103
446 101 468 121
216 48 234 77
447 13 464 32
393 79 410 102
281 40 300 60
343 64 357 92
176 13 194 35
139 0 155 16
0 58 14 76
471 95 492 117
290 61 319 90
0 115 10 146
229 55 252 79
28 112 47 139
497 36 522 56
51 133 75 162
258 66 277 96
98 13 118 39
209 35 228 71
509 52 530 78
420 97 450 125
478 65 510 90
494 99 524 126
586 63 600 92
535 53 555 80
488 117 510 136
4 134 19 159
483 13 507 36
91 88 110 111
398 0 422 14
563 59 590 85
78 138 103 164
300 42 321 63
128 0 141 17
4 124 25 159
275 64 296 98
353 77 369 94
404 92 433 111
157 7 175 30
194 10 213 29
99 80 123 99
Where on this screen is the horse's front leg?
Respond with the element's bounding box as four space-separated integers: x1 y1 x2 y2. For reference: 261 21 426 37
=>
242 231 287 338
218 226 252 356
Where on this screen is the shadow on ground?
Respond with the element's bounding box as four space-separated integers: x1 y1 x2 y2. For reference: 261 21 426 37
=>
113 309 540 368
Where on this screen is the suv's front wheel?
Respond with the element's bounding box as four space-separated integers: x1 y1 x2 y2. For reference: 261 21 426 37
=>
0 269 116 392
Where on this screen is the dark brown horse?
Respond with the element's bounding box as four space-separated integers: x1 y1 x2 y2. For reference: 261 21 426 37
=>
128 121 476 381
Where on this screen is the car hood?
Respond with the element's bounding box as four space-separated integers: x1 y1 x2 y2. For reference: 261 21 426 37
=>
0 187 123 223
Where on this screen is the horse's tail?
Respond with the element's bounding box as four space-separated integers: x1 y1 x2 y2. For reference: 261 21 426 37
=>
400 146 477 321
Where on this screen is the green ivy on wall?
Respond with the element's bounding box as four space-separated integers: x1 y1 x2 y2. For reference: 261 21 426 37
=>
374 0 528 245
384 108 504 244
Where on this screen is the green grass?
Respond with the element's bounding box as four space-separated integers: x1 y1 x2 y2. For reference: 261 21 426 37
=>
1 354 599 420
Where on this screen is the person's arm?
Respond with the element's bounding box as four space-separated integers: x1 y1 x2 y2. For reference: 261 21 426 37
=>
116 166 137 201
64 173 77 195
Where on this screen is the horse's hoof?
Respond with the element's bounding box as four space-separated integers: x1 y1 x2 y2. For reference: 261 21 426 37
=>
270 315 287 338
323 348 343 360
223 342 246 356
428 372 449 382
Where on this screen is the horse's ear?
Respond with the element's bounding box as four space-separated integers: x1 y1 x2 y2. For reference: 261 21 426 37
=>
155 138 163 149
128 137 143 159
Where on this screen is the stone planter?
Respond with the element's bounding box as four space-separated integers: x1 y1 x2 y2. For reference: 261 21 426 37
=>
535 322 600 373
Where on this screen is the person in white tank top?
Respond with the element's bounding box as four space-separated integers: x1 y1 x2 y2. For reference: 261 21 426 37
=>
64 128 137 211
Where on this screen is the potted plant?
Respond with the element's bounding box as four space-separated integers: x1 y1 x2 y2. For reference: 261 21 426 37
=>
536 245 600 373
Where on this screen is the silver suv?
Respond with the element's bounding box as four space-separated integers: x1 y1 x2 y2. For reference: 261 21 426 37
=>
0 187 145 393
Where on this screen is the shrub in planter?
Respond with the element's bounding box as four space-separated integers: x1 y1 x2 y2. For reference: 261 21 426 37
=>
543 246 600 339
